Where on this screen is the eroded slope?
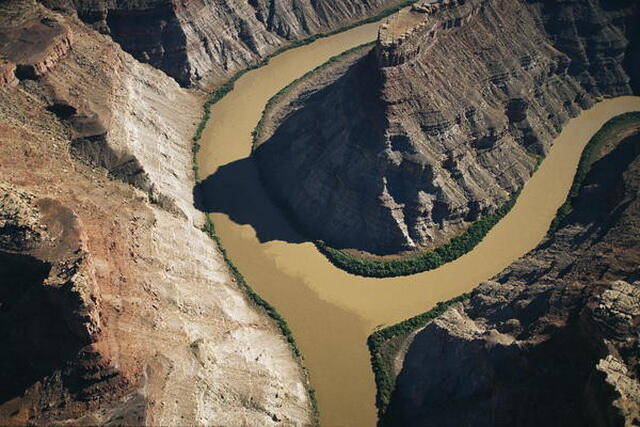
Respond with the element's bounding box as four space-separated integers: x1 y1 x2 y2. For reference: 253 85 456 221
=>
40 0 406 87
0 1 313 424
255 0 639 255
384 124 640 426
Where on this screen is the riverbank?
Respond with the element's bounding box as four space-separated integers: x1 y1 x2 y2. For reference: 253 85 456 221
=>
368 111 640 423
190 4 422 422
315 190 520 277
250 42 528 278
198 215 319 421
367 292 472 420
549 111 640 232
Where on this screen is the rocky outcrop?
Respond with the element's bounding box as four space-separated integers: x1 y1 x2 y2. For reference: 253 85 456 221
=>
255 0 639 255
384 128 640 426
0 1 313 424
0 11 73 80
0 185 132 424
0 60 18 88
40 0 405 87
0 0 204 221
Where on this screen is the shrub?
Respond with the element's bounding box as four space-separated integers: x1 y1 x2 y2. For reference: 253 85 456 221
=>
317 191 521 278
367 292 472 419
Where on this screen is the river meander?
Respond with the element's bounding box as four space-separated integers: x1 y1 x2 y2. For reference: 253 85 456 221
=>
196 18 640 427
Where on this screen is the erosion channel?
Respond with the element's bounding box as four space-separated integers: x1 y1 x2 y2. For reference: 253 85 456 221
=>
195 18 640 427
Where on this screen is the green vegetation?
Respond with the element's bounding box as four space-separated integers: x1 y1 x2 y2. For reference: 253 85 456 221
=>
201 217 298 354
187 1 444 421
316 190 521 278
548 111 640 233
367 292 472 420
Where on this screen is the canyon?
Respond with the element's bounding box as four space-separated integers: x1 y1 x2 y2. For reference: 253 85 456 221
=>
1 0 639 426
193 0 640 420
255 0 639 255
39 0 408 87
384 118 640 426
0 0 320 424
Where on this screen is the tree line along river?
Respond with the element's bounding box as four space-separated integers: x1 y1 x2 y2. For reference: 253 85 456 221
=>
195 16 640 427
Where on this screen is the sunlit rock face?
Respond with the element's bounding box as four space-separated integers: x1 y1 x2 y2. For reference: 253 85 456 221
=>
255 0 639 254
0 1 314 424
40 0 404 86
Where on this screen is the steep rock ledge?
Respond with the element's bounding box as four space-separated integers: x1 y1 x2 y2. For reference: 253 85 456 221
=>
384 128 640 426
255 0 639 255
40 0 405 87
0 8 73 81
0 185 133 424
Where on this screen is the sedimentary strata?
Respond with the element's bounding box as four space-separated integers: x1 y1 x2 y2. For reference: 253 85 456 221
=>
255 0 639 254
0 11 72 81
39 0 405 87
384 127 640 426
0 1 313 424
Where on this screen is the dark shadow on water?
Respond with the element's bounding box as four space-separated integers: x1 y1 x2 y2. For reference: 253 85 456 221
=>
194 156 305 245
194 51 382 251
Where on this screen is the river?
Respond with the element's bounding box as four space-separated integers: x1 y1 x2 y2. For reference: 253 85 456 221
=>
196 18 640 427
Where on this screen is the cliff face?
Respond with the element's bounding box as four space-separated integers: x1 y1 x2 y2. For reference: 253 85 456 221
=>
0 186 132 423
39 0 404 87
384 127 640 426
255 0 639 254
0 1 313 424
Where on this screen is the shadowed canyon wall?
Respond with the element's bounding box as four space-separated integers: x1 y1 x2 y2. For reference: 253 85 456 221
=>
384 128 640 426
39 0 405 86
255 0 639 254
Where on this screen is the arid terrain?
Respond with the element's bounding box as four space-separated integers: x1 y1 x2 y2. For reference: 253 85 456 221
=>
0 0 393 423
40 0 407 87
1 0 639 426
255 0 639 255
383 119 640 426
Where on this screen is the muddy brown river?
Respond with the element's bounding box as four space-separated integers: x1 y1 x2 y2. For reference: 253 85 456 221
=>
196 18 640 427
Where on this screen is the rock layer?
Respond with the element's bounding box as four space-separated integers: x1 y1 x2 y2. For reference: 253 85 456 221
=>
255 0 639 254
0 1 313 424
40 0 404 87
0 185 132 423
385 128 640 426
0 9 73 80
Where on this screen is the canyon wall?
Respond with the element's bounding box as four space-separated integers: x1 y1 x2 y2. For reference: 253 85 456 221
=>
255 0 639 254
0 1 313 424
39 0 405 87
383 126 640 426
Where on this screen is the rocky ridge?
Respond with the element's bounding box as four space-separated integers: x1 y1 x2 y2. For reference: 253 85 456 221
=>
255 0 639 254
39 0 405 87
0 184 131 423
4 0 201 221
0 1 313 424
384 126 640 426
0 7 73 82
